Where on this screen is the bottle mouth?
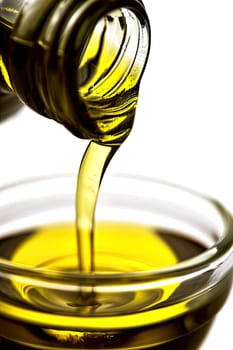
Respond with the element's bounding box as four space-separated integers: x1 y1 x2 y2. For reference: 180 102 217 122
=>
76 7 150 144
0 174 232 284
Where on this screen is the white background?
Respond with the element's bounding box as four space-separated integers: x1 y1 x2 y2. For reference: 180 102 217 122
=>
0 1 233 348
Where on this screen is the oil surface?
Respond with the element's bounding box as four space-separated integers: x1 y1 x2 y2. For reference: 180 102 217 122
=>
0 222 231 349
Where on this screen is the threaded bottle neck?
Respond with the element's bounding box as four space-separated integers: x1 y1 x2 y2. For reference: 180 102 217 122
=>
6 0 150 143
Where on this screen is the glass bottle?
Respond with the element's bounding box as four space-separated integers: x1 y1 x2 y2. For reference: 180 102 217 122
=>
0 0 150 144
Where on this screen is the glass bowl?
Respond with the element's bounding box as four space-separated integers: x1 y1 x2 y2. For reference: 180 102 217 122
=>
0 174 233 349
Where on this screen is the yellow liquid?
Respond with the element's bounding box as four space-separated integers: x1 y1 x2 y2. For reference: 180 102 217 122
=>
0 222 231 349
75 142 118 273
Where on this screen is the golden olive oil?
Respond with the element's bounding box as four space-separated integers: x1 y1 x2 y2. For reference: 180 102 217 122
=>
0 222 232 349
0 3 227 350
75 142 118 273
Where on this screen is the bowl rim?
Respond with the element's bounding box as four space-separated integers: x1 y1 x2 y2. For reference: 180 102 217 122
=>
0 173 233 286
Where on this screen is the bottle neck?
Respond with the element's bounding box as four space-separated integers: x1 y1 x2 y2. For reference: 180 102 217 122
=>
7 0 150 144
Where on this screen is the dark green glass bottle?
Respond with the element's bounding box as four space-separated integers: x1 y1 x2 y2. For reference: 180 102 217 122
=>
0 0 150 144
